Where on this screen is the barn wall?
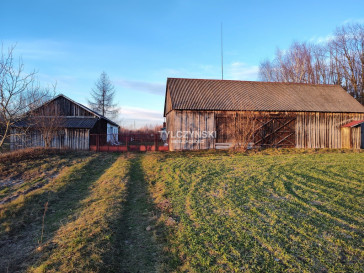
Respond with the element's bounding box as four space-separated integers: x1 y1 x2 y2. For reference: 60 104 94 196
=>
166 110 364 150
296 112 364 149
10 128 90 150
167 110 215 151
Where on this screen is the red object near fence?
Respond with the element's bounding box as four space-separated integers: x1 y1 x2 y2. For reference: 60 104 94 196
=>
89 133 168 152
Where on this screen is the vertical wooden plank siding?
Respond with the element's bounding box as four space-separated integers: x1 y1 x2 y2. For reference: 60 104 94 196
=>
167 110 216 150
10 128 91 150
166 110 364 150
341 128 351 149
296 112 364 149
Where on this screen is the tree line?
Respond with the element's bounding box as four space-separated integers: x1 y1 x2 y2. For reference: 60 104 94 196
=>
259 23 364 105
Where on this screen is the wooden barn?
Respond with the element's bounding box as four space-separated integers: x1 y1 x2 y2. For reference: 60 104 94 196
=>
10 94 119 150
164 78 364 151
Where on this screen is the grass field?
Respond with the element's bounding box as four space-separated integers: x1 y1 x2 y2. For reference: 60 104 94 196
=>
0 149 363 272
142 151 364 273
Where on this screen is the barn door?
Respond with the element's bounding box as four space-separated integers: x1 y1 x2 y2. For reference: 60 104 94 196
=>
216 115 235 143
253 117 296 148
341 127 351 149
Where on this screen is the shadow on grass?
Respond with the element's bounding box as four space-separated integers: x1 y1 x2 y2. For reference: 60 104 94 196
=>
102 154 167 273
0 153 118 272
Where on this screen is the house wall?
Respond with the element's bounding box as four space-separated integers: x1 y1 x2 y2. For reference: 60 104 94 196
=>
90 119 107 134
106 123 119 143
166 110 364 150
10 128 90 150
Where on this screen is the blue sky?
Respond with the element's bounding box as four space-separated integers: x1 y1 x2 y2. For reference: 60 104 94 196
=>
1 0 363 128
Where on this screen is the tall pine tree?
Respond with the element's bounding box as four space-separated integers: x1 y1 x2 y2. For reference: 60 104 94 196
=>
88 72 117 117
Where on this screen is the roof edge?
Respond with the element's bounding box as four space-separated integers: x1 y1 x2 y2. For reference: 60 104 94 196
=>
166 77 341 88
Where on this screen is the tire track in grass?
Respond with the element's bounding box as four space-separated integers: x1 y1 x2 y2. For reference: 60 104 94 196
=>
139 152 364 272
118 155 162 273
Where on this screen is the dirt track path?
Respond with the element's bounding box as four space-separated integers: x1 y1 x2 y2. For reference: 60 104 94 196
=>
118 155 161 273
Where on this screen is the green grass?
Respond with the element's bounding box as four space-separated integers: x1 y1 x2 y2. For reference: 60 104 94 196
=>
29 154 130 272
142 151 364 273
1 149 363 272
0 150 162 273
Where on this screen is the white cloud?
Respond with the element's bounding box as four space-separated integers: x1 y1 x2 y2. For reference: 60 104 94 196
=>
115 79 165 95
226 62 259 81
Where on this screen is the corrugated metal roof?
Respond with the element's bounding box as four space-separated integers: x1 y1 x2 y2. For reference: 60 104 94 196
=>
64 117 98 128
165 78 364 115
13 117 98 129
341 120 364 128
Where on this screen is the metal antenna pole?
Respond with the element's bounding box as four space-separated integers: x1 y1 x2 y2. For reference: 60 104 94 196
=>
221 22 224 80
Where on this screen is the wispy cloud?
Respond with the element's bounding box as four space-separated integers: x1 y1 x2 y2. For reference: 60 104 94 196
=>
226 62 259 81
342 18 364 24
3 39 69 61
159 62 259 81
115 79 165 95
309 34 335 44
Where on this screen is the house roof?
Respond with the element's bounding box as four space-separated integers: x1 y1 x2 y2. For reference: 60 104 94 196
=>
164 78 364 116
54 94 119 127
13 117 98 129
31 94 119 127
341 120 364 128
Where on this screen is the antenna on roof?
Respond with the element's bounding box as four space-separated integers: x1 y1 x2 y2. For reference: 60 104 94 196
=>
221 22 224 80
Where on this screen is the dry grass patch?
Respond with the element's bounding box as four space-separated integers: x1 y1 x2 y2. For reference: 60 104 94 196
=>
27 154 130 272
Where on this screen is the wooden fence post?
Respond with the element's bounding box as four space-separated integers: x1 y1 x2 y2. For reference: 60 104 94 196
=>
154 133 158 151
126 135 128 152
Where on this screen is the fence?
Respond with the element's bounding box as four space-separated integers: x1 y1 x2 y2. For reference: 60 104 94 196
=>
89 133 168 152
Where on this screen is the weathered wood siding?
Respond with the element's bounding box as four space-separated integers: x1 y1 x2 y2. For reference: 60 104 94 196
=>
296 112 364 149
10 128 90 150
36 96 95 117
167 110 215 151
166 110 364 150
341 128 351 149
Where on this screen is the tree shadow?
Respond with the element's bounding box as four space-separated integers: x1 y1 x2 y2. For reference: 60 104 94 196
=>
0 153 118 272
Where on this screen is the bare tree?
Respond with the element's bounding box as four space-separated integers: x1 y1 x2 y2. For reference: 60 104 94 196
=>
88 72 117 117
0 44 51 151
258 23 364 105
329 24 364 104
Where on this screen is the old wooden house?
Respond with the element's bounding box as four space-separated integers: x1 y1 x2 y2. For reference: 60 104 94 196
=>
10 94 119 150
164 78 364 150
